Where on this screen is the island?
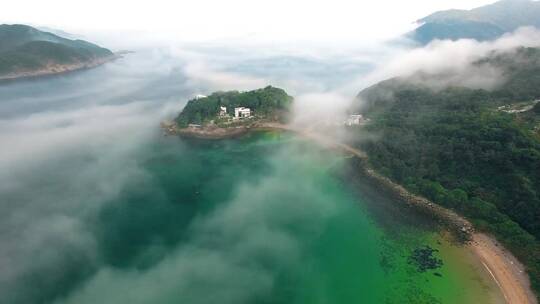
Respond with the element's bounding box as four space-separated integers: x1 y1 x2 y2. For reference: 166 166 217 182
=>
0 24 118 81
164 86 294 139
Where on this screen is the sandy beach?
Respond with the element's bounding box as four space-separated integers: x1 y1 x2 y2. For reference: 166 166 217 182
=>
471 233 537 304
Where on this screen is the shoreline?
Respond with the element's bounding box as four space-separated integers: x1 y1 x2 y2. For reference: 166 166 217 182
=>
0 53 123 83
161 121 282 140
471 233 537 304
291 126 537 304
172 126 250 139
291 126 538 304
163 121 537 304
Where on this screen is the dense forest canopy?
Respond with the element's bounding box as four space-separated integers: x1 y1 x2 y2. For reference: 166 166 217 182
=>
175 86 294 127
354 46 540 297
0 24 113 76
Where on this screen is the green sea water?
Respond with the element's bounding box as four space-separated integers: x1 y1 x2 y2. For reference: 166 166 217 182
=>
56 130 502 304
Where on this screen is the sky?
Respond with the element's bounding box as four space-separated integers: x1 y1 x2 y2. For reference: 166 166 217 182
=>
2 0 498 43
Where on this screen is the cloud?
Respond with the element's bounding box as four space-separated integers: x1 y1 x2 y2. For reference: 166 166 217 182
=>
354 27 540 91
291 92 352 129
0 50 196 303
53 146 339 304
183 61 267 92
0 100 171 303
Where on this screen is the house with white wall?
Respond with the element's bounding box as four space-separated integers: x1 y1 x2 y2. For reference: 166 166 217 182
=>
346 114 365 126
219 106 227 116
234 107 251 119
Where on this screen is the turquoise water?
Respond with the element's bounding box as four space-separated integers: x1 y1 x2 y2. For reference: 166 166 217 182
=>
50 131 501 303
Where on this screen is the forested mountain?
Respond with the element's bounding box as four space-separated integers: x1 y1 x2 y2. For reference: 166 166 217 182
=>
0 24 114 78
175 86 294 127
354 47 540 296
410 0 540 44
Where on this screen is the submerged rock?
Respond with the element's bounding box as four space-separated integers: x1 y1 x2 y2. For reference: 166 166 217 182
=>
408 246 444 272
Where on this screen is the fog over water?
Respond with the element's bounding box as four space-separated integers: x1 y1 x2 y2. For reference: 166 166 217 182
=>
3 29 535 302
0 43 382 304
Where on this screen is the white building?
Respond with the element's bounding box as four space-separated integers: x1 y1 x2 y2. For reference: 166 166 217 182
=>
195 94 207 100
234 107 251 119
219 106 227 116
346 114 365 126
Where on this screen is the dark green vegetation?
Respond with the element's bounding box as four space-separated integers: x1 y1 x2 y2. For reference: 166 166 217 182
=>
175 86 294 127
408 246 444 273
410 0 540 44
0 24 113 76
355 47 540 298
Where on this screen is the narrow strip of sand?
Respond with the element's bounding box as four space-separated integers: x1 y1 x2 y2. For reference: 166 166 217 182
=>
471 233 537 304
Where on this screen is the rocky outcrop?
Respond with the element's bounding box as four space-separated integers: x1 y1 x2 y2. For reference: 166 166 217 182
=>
350 157 474 241
161 121 285 140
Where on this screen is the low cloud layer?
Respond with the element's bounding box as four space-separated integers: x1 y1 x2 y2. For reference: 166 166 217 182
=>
53 146 339 304
357 27 540 91
290 92 352 129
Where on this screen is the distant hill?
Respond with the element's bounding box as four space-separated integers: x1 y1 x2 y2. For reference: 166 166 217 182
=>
0 24 115 80
410 0 540 44
353 47 540 298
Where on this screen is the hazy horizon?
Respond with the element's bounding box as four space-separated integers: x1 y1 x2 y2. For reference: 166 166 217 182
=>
2 0 498 45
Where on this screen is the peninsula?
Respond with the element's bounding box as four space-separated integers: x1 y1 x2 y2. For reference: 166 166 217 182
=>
165 86 294 138
0 24 117 81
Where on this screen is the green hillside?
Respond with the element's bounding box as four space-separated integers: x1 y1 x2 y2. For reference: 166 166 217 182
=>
354 47 540 298
0 24 113 77
175 86 294 127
